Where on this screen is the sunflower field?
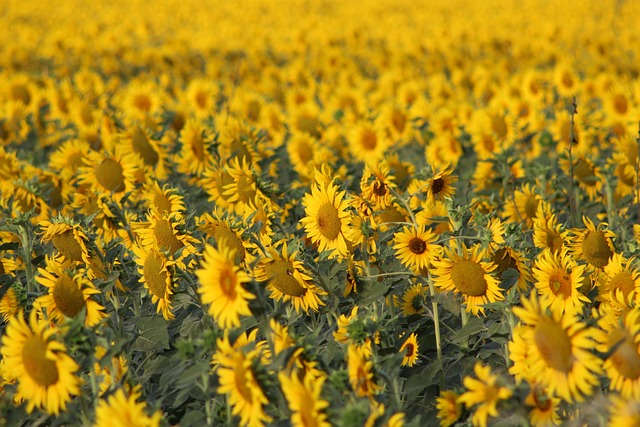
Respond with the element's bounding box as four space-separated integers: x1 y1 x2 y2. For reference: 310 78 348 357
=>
1 0 640 426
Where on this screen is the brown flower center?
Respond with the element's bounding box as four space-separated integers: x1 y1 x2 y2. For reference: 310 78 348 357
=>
95 158 125 193
534 317 573 372
450 260 488 297
154 219 184 255
359 129 378 151
51 230 84 262
408 237 427 255
144 252 168 299
53 275 86 318
131 128 159 166
610 272 636 299
317 203 341 240
548 268 572 298
610 335 640 380
219 267 238 298
372 180 387 197
22 335 59 387
546 229 564 253
491 248 517 274
524 196 539 219
582 230 612 269
213 225 245 264
132 94 152 112
264 260 307 297
404 342 415 357
431 178 444 194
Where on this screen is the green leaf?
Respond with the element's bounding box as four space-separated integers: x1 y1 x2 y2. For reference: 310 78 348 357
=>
132 316 170 352
452 317 485 344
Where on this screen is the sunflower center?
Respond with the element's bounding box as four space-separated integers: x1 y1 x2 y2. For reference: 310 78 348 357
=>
219 267 238 298
295 140 314 163
51 230 84 262
154 219 184 255
532 390 552 412
265 260 307 297
524 196 539 219
360 129 378 150
392 111 406 133
610 272 636 299
450 260 488 297
491 248 517 274
144 252 168 299
53 275 86 318
610 336 640 380
316 203 341 240
195 91 207 109
22 336 59 387
372 180 387 196
613 95 628 115
574 161 597 187
190 135 205 160
408 237 427 255
153 193 173 214
133 94 152 112
582 230 613 269
431 178 444 195
534 318 573 372
131 128 159 166
546 230 564 253
404 343 415 357
95 158 125 193
548 268 572 298
10 83 31 105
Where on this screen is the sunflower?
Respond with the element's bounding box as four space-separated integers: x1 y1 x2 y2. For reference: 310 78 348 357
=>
377 103 416 143
183 78 219 119
279 371 331 427
39 218 91 264
415 200 452 234
141 180 186 217
270 319 295 356
201 159 236 210
348 121 390 162
393 225 440 272
214 333 272 427
93 345 129 396
401 283 427 316
77 149 138 202
0 286 21 322
48 139 92 182
503 183 542 228
597 253 640 309
94 387 161 427
301 178 351 260
609 394 640 427
1 311 81 415
253 241 326 314
132 210 198 269
511 292 602 402
132 244 176 321
533 210 568 254
223 157 265 215
360 160 397 211
196 243 254 329
400 332 419 367
458 362 512 427
118 125 169 180
347 343 382 397
424 163 457 206
436 390 461 427
568 216 615 270
197 211 247 265
559 155 602 200
287 131 331 181
177 119 212 178
525 385 561 427
432 242 503 316
333 306 360 344
35 257 106 328
533 248 588 317
595 308 640 398
119 80 164 124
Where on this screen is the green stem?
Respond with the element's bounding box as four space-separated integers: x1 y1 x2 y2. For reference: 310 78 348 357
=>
460 307 469 351
429 281 444 388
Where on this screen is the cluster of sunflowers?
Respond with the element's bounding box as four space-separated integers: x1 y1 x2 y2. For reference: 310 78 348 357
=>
2 0 640 426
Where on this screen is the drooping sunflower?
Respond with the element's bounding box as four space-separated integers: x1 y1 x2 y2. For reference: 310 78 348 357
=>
301 179 351 260
132 244 176 321
1 311 81 415
458 362 512 427
197 211 247 265
401 283 427 316
35 257 106 328
77 149 138 202
279 371 331 427
511 292 602 402
597 253 640 309
253 241 326 314
432 242 503 316
39 218 91 264
393 225 440 272
347 343 383 397
196 243 254 329
94 387 161 427
436 390 461 427
400 332 419 367
595 308 640 398
568 216 615 270
214 333 272 427
424 163 458 206
0 285 21 322
533 248 588 317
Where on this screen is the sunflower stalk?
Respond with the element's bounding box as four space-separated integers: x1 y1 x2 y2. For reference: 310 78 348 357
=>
635 121 640 220
567 97 578 228
428 280 444 388
460 306 469 351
